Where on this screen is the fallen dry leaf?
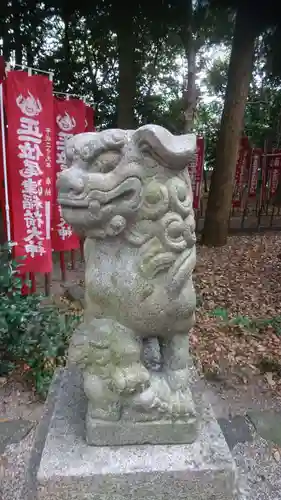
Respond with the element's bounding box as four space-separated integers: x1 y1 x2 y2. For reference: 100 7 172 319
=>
265 372 275 387
0 377 7 387
190 233 281 394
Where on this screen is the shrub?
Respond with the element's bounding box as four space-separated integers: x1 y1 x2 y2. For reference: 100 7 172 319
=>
0 243 81 397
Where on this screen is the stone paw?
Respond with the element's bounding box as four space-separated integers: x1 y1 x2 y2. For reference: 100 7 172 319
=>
111 362 150 395
132 374 195 419
166 368 189 391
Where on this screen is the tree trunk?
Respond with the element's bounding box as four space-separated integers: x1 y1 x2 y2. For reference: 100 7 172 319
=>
26 0 37 67
116 14 136 129
63 16 71 69
26 47 33 67
183 41 197 133
181 0 197 133
61 5 72 89
14 34 22 66
201 5 260 246
12 0 22 66
0 0 10 60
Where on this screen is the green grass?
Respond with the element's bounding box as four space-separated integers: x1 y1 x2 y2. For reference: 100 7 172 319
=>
210 307 281 336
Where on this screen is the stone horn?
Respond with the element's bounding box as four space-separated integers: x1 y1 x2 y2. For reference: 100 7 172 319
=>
132 124 196 170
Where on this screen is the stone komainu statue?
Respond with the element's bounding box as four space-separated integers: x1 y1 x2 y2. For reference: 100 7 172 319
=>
57 125 197 445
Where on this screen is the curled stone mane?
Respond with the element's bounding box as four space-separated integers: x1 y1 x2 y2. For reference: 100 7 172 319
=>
120 127 196 255
65 129 132 164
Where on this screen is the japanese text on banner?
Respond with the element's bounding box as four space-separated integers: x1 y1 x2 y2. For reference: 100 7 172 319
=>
187 136 204 210
52 98 86 251
4 71 53 273
232 137 250 208
269 151 281 199
248 148 262 198
0 84 5 231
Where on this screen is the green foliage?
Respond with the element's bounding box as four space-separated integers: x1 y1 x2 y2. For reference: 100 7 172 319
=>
204 57 229 96
201 39 281 151
196 100 222 170
0 0 237 130
211 307 229 320
0 244 80 397
210 307 281 336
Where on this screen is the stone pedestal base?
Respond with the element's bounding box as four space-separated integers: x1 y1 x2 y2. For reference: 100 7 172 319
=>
27 369 238 500
86 369 198 445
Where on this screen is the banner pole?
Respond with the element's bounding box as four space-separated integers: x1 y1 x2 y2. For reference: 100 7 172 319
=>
44 71 54 294
12 63 54 77
0 83 11 242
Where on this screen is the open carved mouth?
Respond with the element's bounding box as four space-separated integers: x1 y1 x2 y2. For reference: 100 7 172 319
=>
59 177 142 211
58 197 88 208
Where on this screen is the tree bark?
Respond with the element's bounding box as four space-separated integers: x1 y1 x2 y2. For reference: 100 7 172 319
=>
116 13 136 129
26 0 37 67
12 0 22 66
183 42 197 133
61 5 72 89
181 0 197 133
0 0 10 60
201 5 261 246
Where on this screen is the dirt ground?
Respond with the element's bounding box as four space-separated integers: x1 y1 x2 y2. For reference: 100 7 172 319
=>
191 232 281 397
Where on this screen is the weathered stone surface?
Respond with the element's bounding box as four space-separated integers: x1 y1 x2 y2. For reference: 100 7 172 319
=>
29 369 237 500
247 410 281 446
0 418 33 453
78 368 198 446
24 369 64 500
62 283 85 308
57 125 198 443
218 415 253 450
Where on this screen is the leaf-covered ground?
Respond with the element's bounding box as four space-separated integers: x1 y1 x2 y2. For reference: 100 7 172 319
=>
190 232 281 394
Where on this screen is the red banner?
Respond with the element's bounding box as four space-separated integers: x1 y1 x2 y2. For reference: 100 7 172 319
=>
4 71 54 273
0 61 7 211
268 151 281 198
187 136 204 210
248 148 262 198
0 83 7 240
52 98 85 251
232 137 250 208
0 84 4 214
85 105 95 132
260 154 268 207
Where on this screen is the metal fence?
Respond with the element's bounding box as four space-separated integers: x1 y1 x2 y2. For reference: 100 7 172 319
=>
196 194 281 234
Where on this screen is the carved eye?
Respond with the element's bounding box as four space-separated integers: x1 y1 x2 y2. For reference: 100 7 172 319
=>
93 151 121 173
142 152 158 169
